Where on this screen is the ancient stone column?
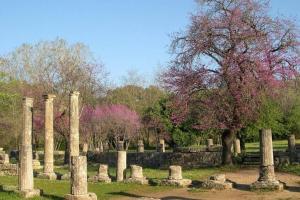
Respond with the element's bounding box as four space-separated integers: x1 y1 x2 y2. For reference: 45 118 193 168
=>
158 139 165 152
65 156 97 200
137 140 144 153
168 165 182 180
126 165 148 184
38 94 57 180
117 141 124 151
207 139 213 147
161 165 191 187
288 134 296 152
82 143 88 156
69 91 80 166
250 129 283 191
116 151 127 182
234 138 241 155
18 97 40 198
288 134 296 163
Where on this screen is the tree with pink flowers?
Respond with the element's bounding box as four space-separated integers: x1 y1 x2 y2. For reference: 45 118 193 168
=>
163 0 299 164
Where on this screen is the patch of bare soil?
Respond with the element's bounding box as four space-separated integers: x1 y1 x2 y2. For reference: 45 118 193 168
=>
117 168 300 200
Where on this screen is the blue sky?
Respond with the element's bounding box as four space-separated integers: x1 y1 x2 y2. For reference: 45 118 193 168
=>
0 0 299 86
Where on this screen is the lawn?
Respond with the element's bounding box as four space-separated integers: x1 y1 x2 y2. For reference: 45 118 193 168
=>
0 167 230 200
245 139 300 152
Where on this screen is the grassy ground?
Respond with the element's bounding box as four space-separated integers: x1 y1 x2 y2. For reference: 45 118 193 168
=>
245 139 300 152
0 166 236 200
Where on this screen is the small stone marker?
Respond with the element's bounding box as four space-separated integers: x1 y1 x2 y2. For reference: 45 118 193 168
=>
158 139 165 152
116 151 127 182
160 165 192 187
201 174 232 190
0 154 9 164
82 143 89 156
32 152 42 170
126 165 148 184
250 129 284 191
234 138 241 155
137 140 144 153
89 164 111 183
288 134 296 162
65 156 97 200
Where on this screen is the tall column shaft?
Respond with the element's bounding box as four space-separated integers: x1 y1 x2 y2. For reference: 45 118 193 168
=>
69 91 80 165
70 156 87 195
19 97 34 191
116 151 127 182
43 94 55 174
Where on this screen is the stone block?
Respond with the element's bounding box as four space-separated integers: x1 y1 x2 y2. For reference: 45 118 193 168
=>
37 172 57 180
16 189 41 198
65 193 97 200
250 180 284 191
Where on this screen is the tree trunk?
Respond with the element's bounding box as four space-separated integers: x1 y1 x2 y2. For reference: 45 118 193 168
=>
221 129 235 165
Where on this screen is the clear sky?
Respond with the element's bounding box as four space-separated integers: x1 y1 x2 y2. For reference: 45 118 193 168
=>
0 0 299 86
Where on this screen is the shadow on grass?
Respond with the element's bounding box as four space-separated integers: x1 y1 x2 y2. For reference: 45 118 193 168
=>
107 191 201 200
285 185 300 193
41 193 64 200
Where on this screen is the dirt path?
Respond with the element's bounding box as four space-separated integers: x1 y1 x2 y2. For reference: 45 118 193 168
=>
117 169 300 200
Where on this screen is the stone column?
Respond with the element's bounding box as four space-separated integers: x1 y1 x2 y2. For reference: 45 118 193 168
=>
137 140 144 153
116 151 126 182
117 141 124 151
18 97 40 198
234 138 241 155
127 165 148 184
207 139 213 147
168 165 182 180
69 91 80 166
82 143 88 156
158 139 165 153
288 134 296 163
250 129 283 191
38 94 57 180
161 165 191 187
65 156 97 200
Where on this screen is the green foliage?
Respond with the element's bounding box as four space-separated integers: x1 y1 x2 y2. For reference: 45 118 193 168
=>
242 97 285 142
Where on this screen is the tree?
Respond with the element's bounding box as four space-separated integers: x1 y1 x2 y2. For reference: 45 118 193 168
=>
162 0 299 164
0 39 107 150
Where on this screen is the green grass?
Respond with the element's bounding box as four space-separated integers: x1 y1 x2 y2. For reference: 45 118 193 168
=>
278 164 300 176
0 167 226 200
245 139 300 153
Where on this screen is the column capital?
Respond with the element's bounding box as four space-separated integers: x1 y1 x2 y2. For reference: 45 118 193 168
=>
22 97 33 106
70 91 80 96
43 94 56 100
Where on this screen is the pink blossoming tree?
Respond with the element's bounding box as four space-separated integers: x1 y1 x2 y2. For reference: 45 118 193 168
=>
163 0 299 164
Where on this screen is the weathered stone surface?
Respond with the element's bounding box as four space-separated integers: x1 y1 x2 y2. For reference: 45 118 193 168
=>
82 143 89 156
158 139 165 152
69 91 80 166
288 134 296 162
116 151 127 182
250 129 284 191
234 139 241 155
0 154 9 164
65 156 97 200
42 94 56 178
207 139 213 147
65 193 97 200
137 140 144 153
0 163 17 176
126 165 148 184
201 174 232 190
18 97 40 198
168 165 182 180
89 164 111 183
160 165 191 187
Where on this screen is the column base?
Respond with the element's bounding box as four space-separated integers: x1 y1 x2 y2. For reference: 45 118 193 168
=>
37 172 57 180
250 180 284 191
125 177 148 185
65 193 97 200
16 189 41 198
160 178 192 187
